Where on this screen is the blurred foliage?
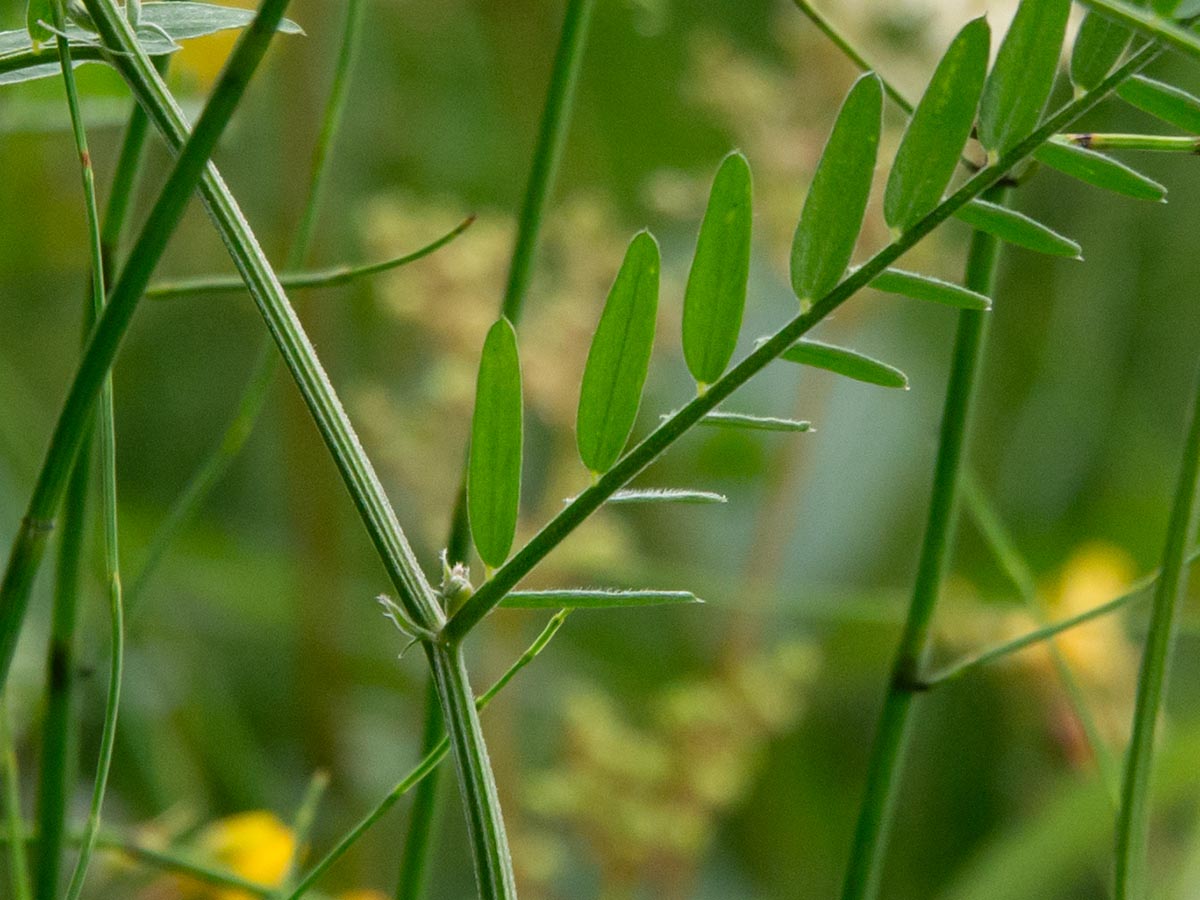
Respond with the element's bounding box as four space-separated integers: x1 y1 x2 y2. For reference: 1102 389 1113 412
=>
3 1 1200 898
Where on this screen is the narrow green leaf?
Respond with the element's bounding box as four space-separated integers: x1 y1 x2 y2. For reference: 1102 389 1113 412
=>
1075 0 1200 63
780 339 909 389
26 0 54 49
698 411 813 433
607 489 727 505
955 199 1082 258
1117 74 1200 134
791 73 882 308
869 268 991 311
137 2 304 40
0 5 303 87
499 589 702 609
1070 10 1137 92
884 18 989 233
1035 140 1166 202
576 231 660 474
682 152 752 386
978 0 1072 158
468 318 523 569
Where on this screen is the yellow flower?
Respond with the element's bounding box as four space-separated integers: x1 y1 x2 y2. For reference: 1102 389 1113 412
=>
172 0 255 89
198 811 295 900
336 892 390 900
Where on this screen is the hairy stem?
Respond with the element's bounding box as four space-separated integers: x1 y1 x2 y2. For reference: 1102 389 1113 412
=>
839 190 1007 900
1115 362 1200 899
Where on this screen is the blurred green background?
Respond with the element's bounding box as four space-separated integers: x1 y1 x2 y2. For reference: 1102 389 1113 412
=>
3 1 1200 898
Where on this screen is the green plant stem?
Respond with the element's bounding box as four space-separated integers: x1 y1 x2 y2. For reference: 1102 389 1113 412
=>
1076 0 1200 61
144 218 473 300
922 544 1200 686
445 42 1166 644
0 827 275 898
838 189 1008 900
401 2 595 894
959 473 1121 802
125 0 370 618
1059 133 1200 152
1 699 32 900
32 18 108 899
32 437 89 900
1115 362 1200 899
499 0 595 321
426 644 515 900
287 612 569 900
790 0 913 113
53 8 127 900
276 770 330 897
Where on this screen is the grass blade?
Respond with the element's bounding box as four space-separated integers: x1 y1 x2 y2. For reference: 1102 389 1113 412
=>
1035 139 1166 201
469 319 524 570
978 0 1072 159
955 199 1082 258
781 339 908 388
869 268 991 310
683 151 753 386
1 700 31 900
1117 73 1200 132
607 488 727 505
697 411 813 432
499 589 701 609
1115 367 1200 898
884 17 989 233
576 231 660 475
791 73 882 308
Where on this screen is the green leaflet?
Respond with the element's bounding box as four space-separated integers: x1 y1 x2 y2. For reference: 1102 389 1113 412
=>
26 0 55 48
955 199 1082 259
499 589 702 609
607 489 727 505
1070 10 1137 92
781 340 908 389
698 411 812 433
1118 75 1200 134
978 0 1071 158
1 2 304 87
575 231 660 474
1074 0 1200 62
468 319 524 569
870 268 991 311
682 152 752 387
791 73 882 308
884 17 989 234
1035 140 1166 202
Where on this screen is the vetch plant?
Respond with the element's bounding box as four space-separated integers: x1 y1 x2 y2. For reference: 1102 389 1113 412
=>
3 0 1200 898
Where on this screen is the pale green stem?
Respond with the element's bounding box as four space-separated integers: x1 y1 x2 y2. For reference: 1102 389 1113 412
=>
1058 133 1200 152
276 770 330 897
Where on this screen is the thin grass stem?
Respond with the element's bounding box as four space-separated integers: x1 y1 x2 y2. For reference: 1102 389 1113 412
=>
959 472 1121 801
1115 362 1200 899
838 188 1009 900
403 2 596 893
144 217 473 300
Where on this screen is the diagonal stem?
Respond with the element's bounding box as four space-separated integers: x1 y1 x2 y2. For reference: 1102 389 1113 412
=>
445 40 1168 644
1115 360 1200 899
